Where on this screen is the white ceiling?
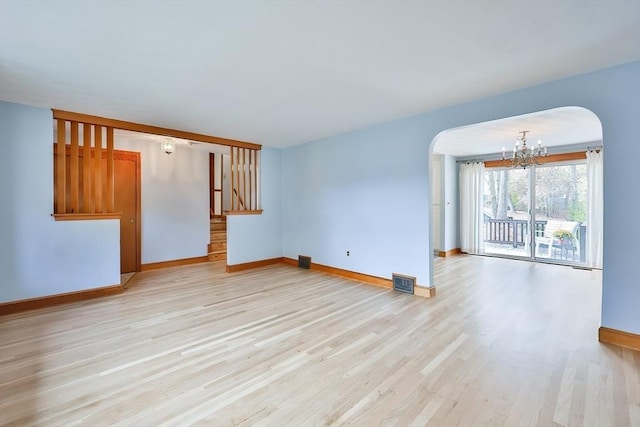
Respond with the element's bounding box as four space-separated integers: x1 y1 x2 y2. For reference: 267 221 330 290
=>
432 106 603 157
1 1 639 148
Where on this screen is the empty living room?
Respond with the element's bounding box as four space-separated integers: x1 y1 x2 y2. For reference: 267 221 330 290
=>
1 1 639 426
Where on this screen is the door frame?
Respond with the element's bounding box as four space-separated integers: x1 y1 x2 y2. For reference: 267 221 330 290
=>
483 154 590 266
114 149 141 272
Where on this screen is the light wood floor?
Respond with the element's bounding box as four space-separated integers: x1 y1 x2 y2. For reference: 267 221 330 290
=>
0 256 638 426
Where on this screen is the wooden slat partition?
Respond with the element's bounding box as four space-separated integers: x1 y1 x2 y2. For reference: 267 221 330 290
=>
53 110 263 218
228 146 261 214
53 119 117 218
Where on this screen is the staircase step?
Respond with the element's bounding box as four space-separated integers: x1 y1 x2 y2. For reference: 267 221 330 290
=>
210 221 227 231
210 231 227 241
209 219 226 262
208 241 226 252
208 251 227 262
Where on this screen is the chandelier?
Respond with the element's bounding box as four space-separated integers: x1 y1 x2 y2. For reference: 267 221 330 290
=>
502 130 547 168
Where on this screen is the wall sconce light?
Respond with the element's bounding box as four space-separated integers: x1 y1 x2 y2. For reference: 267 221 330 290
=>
161 137 176 154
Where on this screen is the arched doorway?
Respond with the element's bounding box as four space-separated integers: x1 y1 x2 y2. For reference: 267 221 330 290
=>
428 107 603 284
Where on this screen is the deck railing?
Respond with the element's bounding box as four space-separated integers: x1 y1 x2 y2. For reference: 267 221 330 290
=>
484 219 545 247
484 219 587 262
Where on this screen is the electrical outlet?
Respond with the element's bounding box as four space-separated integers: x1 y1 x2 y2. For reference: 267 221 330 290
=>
346 251 350 256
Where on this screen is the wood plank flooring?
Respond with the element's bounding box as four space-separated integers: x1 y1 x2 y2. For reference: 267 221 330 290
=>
0 256 638 426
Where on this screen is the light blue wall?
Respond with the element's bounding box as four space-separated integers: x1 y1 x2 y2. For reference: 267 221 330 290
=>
227 147 283 264
281 61 640 334
0 102 120 302
282 115 431 285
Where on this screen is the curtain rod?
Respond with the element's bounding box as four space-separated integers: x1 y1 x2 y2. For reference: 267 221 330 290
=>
454 146 603 164
455 158 492 164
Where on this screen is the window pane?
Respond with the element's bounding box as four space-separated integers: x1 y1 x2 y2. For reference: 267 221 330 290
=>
483 168 530 258
534 163 587 264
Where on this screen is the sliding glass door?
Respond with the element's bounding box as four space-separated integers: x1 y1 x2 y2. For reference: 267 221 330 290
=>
481 162 587 265
483 168 531 258
533 163 587 264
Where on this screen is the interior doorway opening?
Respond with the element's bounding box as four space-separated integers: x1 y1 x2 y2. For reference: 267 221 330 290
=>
429 106 603 276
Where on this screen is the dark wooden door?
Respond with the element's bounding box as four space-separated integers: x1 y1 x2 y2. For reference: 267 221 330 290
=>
114 152 140 273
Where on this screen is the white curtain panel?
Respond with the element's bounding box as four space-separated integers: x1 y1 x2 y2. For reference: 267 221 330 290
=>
459 162 484 254
586 150 604 268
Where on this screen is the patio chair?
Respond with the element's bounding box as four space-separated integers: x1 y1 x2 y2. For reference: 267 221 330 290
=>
535 220 580 258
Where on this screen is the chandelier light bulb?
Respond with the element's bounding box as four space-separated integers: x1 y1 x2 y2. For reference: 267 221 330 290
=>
506 130 547 168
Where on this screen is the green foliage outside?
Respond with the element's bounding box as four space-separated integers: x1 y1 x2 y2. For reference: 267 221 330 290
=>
484 163 587 222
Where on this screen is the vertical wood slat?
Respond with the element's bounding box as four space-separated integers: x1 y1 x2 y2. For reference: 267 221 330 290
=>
94 125 103 213
105 127 114 212
241 148 246 208
253 150 257 210
248 150 253 210
83 124 92 212
236 148 241 209
237 148 242 209
69 122 79 213
245 149 250 209
55 119 67 214
209 153 215 216
219 154 224 215
231 147 236 210
236 149 240 209
254 150 260 210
